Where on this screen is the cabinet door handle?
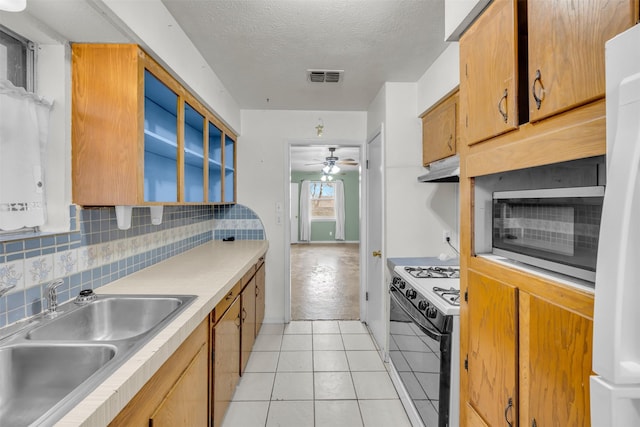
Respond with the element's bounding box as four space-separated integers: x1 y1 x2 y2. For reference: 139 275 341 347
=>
242 307 247 322
498 89 508 123
447 134 453 152
504 397 513 427
532 69 544 110
235 313 241 328
226 291 234 301
531 418 537 427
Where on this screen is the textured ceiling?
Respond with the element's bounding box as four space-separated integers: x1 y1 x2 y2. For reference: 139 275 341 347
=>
161 0 447 110
13 0 447 111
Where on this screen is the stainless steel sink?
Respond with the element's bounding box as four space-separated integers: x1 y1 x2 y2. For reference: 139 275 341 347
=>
0 293 196 426
26 295 190 341
0 344 116 427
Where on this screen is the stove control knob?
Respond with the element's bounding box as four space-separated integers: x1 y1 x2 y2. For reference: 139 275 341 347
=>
406 289 417 299
398 280 406 289
426 306 438 318
392 277 402 285
418 300 427 311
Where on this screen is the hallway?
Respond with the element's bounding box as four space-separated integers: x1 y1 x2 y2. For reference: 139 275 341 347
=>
290 243 360 320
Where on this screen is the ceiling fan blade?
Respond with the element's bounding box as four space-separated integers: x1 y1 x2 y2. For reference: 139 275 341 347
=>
337 160 359 165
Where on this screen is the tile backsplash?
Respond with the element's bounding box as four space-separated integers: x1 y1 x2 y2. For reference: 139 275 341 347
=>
0 204 265 328
213 204 266 240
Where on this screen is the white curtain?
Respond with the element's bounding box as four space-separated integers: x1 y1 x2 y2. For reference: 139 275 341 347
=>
0 80 53 231
334 180 345 241
299 180 311 241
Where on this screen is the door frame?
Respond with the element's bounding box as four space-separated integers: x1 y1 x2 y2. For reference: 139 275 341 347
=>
283 139 367 323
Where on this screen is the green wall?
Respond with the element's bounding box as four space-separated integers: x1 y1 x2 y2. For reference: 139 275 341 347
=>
291 171 360 242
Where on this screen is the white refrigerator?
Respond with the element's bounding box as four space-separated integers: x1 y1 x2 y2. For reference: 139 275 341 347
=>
591 23 640 425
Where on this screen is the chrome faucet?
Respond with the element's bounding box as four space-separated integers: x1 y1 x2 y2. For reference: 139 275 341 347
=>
0 283 16 297
46 279 65 318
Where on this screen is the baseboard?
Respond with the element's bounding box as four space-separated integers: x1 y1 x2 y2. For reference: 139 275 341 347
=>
292 240 359 244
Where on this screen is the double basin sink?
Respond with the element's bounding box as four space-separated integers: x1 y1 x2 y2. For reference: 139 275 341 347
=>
0 294 196 426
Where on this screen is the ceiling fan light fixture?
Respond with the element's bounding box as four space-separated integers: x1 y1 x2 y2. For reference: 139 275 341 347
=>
320 173 333 182
330 164 340 174
322 164 331 174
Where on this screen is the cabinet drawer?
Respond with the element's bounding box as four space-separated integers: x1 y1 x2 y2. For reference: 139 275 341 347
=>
213 281 242 324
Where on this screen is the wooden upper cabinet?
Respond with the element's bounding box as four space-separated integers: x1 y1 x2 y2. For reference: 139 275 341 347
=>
519 292 593 427
421 90 459 165
467 269 518 426
459 0 519 146
527 0 637 122
72 44 236 206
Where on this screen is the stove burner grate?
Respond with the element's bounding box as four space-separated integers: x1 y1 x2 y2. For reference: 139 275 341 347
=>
433 286 461 306
404 266 460 279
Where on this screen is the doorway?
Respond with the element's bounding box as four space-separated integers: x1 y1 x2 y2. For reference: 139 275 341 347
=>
287 143 363 321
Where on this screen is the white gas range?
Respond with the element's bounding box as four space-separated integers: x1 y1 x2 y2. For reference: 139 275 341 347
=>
394 265 461 316
389 264 460 427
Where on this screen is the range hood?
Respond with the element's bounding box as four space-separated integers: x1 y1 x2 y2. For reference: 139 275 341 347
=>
418 154 460 183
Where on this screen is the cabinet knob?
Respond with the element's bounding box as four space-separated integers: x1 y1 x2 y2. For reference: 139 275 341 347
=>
532 69 545 110
447 134 453 152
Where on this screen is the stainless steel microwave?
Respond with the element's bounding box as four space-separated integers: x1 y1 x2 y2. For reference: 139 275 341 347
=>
492 186 605 282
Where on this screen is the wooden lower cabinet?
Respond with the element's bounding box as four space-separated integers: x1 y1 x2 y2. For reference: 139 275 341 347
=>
467 270 518 426
519 292 593 427
212 297 241 427
255 260 265 336
465 269 593 426
240 276 256 374
109 319 208 427
149 343 208 426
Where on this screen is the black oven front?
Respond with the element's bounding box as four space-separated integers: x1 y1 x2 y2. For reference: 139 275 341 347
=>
389 277 452 427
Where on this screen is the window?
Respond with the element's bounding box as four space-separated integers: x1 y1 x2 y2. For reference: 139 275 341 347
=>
0 24 34 91
0 25 37 238
310 181 335 220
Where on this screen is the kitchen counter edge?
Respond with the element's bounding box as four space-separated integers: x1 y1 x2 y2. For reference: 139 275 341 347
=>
55 239 269 426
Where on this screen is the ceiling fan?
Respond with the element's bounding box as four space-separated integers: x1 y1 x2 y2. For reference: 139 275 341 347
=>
304 147 359 170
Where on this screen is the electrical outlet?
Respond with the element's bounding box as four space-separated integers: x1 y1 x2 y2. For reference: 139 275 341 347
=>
442 230 451 243
329 231 333 236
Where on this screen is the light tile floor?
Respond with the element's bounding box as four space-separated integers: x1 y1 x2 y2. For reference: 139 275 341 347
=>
221 320 413 427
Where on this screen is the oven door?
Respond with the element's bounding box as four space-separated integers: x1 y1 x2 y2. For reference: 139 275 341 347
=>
389 286 451 427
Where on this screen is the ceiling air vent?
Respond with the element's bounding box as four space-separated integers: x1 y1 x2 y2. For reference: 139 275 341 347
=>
307 69 343 83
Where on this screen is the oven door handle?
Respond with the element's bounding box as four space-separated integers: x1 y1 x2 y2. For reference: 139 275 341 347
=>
390 287 446 340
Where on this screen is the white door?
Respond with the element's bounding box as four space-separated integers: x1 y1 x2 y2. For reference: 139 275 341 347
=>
365 129 387 355
290 183 299 243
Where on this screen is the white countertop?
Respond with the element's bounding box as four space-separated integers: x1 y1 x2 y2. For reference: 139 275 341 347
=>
55 239 269 427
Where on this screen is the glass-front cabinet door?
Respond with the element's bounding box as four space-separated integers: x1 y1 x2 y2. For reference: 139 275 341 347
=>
208 122 223 203
183 103 205 202
143 70 178 203
224 134 235 203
